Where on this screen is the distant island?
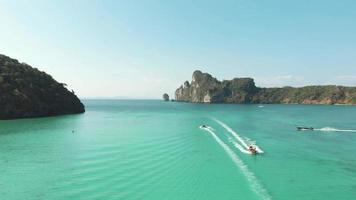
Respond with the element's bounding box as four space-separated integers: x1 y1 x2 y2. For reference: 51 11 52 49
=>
162 93 170 101
175 70 356 105
0 54 85 119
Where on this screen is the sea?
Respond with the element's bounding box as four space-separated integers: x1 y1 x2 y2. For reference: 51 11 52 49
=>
1 100 356 200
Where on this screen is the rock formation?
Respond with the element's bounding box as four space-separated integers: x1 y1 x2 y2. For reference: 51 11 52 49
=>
0 54 85 119
175 70 356 105
162 93 169 101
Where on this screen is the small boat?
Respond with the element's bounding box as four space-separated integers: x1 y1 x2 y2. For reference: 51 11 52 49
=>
248 145 258 155
199 125 209 129
297 126 314 131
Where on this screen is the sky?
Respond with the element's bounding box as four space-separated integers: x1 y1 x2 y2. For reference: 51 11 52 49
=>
1 0 356 99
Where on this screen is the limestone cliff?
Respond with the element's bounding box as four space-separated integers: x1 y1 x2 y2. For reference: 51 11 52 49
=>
175 70 356 105
0 54 85 119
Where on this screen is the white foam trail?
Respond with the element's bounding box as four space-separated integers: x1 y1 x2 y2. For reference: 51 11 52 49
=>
228 136 252 154
214 119 264 153
202 127 271 200
214 119 249 149
232 140 253 154
315 127 356 133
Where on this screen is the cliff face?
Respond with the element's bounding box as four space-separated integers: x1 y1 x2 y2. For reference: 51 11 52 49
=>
0 54 85 119
175 70 356 105
175 70 259 103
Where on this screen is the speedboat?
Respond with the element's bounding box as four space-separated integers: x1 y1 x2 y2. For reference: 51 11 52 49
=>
297 126 314 131
199 125 209 129
248 145 258 155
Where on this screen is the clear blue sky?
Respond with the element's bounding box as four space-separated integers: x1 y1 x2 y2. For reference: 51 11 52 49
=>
1 0 356 98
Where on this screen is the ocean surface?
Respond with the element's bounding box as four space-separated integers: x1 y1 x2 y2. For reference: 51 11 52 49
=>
1 100 356 200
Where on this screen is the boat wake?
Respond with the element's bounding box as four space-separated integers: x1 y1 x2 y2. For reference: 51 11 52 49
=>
213 118 264 154
228 137 251 154
200 126 271 200
314 127 356 133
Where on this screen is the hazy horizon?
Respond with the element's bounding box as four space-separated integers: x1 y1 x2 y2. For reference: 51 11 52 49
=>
1 0 356 98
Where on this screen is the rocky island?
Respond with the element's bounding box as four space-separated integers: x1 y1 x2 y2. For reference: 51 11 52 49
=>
175 70 356 105
0 54 85 119
162 93 169 101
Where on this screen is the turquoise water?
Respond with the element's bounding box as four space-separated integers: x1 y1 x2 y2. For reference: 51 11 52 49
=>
1 100 356 200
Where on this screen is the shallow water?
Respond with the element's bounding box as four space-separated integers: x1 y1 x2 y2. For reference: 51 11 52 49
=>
1 100 356 200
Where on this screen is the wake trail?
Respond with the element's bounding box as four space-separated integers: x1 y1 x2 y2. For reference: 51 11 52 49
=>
213 118 264 153
232 141 252 154
228 137 252 154
213 119 249 149
202 127 271 200
315 127 356 133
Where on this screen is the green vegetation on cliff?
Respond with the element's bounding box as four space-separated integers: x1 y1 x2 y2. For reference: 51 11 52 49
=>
175 70 356 105
0 54 85 119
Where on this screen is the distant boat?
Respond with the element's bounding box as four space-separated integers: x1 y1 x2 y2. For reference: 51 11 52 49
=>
199 125 209 129
297 126 314 131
